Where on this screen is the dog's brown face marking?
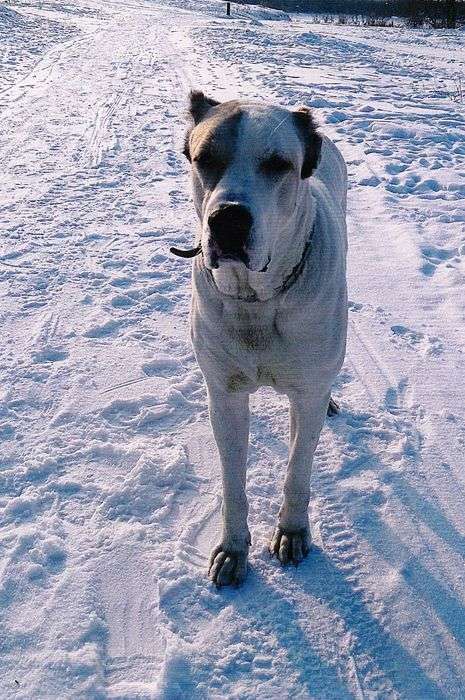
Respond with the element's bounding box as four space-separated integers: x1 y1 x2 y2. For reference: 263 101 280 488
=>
186 107 244 189
184 97 243 161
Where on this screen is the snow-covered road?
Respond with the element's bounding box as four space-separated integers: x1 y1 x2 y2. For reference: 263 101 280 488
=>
1 1 464 697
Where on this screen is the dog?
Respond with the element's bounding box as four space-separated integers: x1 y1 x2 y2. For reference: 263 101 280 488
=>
175 91 348 587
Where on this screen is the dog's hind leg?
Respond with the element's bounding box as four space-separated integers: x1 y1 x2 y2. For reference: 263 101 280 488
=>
327 396 340 417
207 389 251 587
270 390 329 565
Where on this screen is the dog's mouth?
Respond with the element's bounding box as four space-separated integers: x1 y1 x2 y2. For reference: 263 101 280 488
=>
210 251 249 269
207 239 248 269
208 241 272 274
211 254 271 274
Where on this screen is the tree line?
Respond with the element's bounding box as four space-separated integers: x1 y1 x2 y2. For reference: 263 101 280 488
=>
234 0 463 27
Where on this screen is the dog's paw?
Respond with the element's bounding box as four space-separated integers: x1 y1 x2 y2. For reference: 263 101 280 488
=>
269 526 311 566
208 545 248 588
327 396 340 417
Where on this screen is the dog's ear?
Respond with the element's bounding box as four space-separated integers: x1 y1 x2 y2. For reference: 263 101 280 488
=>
187 90 220 125
183 91 220 162
293 106 322 179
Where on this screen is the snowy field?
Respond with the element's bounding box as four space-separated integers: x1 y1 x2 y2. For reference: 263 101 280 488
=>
1 0 465 697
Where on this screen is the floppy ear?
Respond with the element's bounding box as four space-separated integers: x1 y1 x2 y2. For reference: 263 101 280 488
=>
183 91 220 162
293 106 322 179
187 90 220 125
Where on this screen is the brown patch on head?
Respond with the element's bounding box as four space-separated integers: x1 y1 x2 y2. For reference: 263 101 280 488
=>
183 96 244 171
293 106 322 178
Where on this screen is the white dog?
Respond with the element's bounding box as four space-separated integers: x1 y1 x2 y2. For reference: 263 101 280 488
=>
173 91 348 587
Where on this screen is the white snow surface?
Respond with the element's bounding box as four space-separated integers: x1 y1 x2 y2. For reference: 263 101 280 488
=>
1 0 465 697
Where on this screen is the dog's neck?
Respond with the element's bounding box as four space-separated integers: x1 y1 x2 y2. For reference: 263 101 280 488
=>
207 193 316 303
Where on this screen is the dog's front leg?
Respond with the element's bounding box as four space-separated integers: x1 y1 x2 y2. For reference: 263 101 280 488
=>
207 389 251 587
270 391 329 565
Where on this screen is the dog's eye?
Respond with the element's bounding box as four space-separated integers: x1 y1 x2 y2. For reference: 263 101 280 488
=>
260 155 293 176
193 151 224 171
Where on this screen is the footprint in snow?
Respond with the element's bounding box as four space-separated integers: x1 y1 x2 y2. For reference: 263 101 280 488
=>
158 573 228 643
83 318 122 338
100 383 201 433
420 244 459 277
110 294 135 308
385 162 408 175
421 244 457 263
142 357 184 378
165 149 183 176
1 533 67 606
108 275 133 288
390 325 444 357
32 348 69 364
168 189 188 207
100 445 198 525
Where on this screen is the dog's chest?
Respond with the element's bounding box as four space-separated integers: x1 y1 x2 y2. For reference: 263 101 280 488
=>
222 304 302 391
225 304 279 348
230 308 276 351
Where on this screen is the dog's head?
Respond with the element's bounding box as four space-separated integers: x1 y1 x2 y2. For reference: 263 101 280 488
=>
183 91 321 277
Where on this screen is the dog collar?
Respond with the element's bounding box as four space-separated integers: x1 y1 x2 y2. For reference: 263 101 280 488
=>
276 223 315 296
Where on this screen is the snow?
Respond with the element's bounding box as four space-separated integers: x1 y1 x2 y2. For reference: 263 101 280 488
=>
1 0 464 697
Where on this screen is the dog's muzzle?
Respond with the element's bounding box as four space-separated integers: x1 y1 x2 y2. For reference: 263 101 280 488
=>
208 203 252 265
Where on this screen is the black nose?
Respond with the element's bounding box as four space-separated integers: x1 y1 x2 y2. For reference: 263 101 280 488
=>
208 204 252 258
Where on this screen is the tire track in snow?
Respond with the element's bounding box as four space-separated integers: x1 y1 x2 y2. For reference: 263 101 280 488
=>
0 4 201 695
307 294 457 697
84 41 150 168
0 33 89 113
313 438 400 699
87 91 125 168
